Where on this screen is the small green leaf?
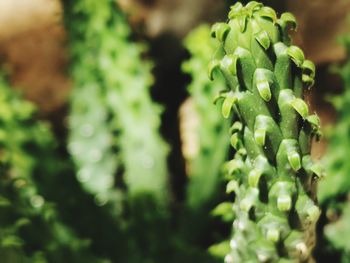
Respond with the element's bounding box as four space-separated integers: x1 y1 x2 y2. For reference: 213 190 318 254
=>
212 202 233 217
302 74 315 88
254 128 266 146
302 60 316 78
266 228 280 243
258 6 277 22
228 2 243 19
279 12 297 30
225 159 243 174
221 92 237 118
246 1 263 12
221 54 238 76
238 15 247 32
255 30 271 50
257 80 272 101
211 23 231 42
230 121 243 133
290 98 309 119
208 241 230 258
230 133 239 149
240 188 259 212
248 169 262 187
287 46 305 67
277 195 292 211
288 151 301 171
306 114 320 127
208 60 220 80
226 180 239 194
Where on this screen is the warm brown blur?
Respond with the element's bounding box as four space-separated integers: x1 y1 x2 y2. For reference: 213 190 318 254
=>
0 0 349 134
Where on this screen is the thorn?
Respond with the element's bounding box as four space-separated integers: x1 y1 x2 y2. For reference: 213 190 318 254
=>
287 151 301 171
230 133 240 149
221 92 237 119
254 128 266 146
255 30 271 50
221 55 238 76
266 228 280 243
277 195 292 211
226 180 239 194
248 169 262 187
208 60 221 80
290 98 309 119
287 45 305 67
257 80 272 101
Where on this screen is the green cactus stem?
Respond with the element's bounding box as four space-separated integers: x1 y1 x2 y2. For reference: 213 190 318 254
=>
182 25 230 210
209 2 321 262
0 74 104 263
63 0 169 206
317 34 350 262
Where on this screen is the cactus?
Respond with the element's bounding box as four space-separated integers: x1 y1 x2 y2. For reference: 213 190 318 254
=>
0 74 104 263
63 0 169 207
63 1 172 261
181 25 230 209
317 34 350 262
209 2 321 262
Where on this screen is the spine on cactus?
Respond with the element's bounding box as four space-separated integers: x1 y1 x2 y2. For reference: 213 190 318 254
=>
181 25 230 209
317 34 350 261
209 2 322 262
0 74 104 262
63 0 169 205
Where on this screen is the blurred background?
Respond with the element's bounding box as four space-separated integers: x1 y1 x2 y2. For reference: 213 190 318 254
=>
1 0 350 152
0 0 350 262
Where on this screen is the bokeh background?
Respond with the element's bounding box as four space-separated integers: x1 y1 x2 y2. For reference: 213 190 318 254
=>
1 0 350 262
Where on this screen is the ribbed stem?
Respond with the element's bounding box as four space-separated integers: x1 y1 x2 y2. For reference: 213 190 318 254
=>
209 2 321 262
182 25 230 209
0 74 103 262
63 0 169 206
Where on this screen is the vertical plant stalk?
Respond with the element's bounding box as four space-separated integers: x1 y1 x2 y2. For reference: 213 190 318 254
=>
317 34 350 261
210 2 321 262
181 25 230 209
63 0 169 205
0 74 103 262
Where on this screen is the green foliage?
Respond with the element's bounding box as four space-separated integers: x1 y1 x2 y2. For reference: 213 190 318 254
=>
0 74 105 263
210 2 321 261
63 0 169 207
182 25 230 210
62 1 176 262
318 35 350 262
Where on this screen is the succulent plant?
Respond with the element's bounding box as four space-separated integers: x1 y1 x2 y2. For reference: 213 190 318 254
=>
181 25 230 210
317 34 350 262
63 0 169 207
62 1 175 261
209 2 321 262
0 74 104 263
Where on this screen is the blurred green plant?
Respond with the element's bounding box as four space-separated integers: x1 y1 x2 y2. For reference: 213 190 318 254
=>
62 0 177 262
182 25 230 211
209 2 321 261
317 34 350 262
174 24 232 263
63 0 169 207
0 74 105 263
